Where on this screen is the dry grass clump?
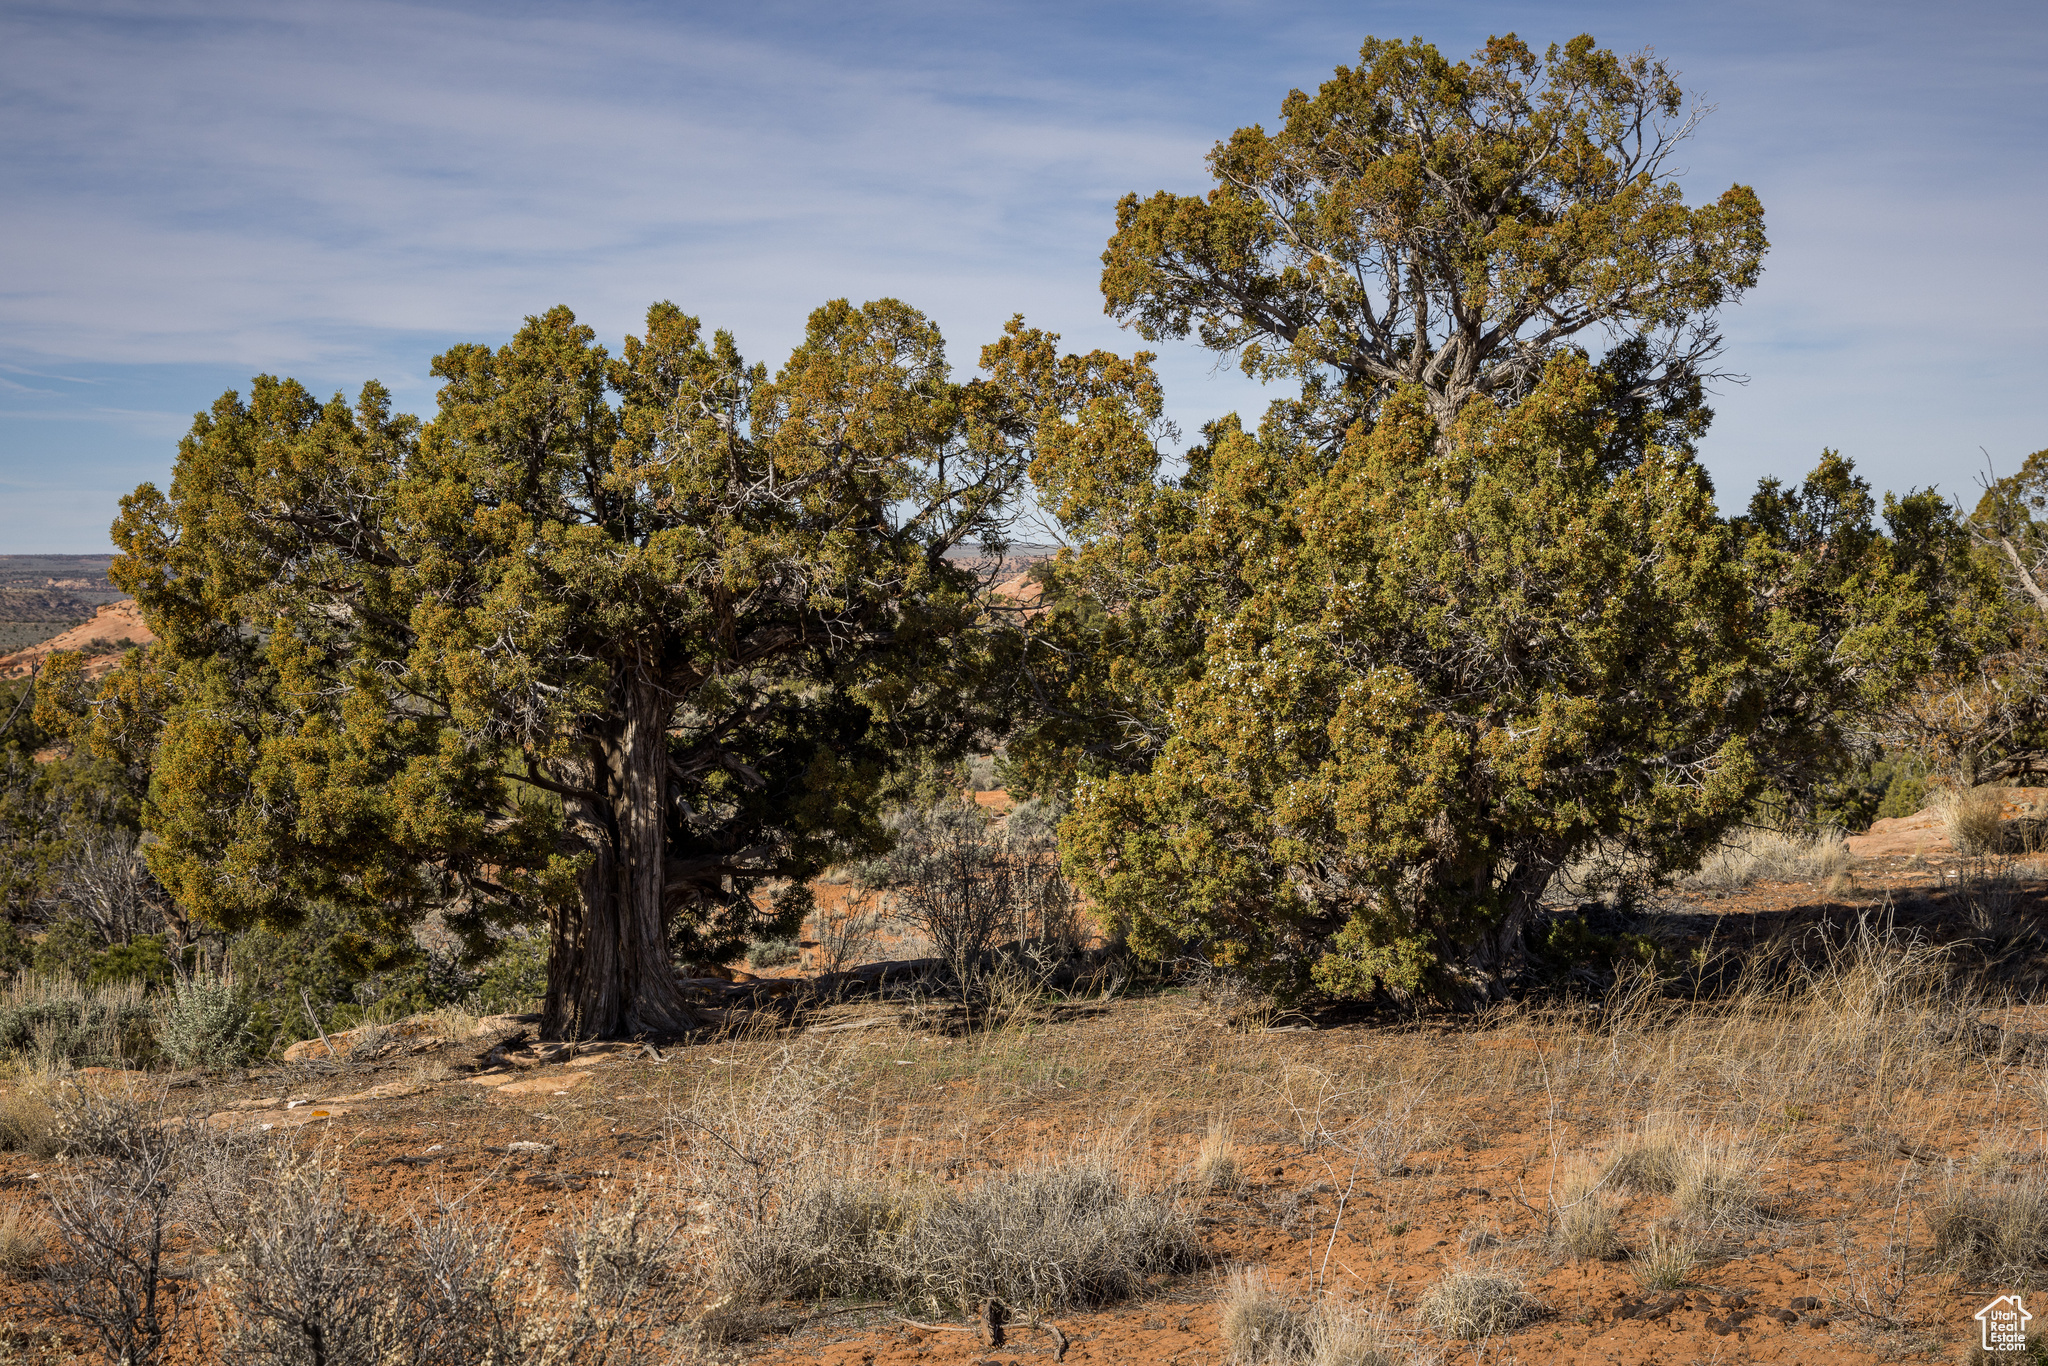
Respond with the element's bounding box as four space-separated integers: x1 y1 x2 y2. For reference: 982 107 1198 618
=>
1601 1115 1765 1225
1415 1262 1539 1340
720 1157 1200 1315
1194 1117 1243 1194
1603 1114 1685 1194
0 1084 61 1158
1217 1270 1408 1366
0 1201 47 1276
1683 827 1852 891
1547 1156 1623 1261
1929 1170 2048 1282
1219 1266 1310 1363
1939 785 2008 855
1669 1132 1767 1225
1632 1229 1699 1291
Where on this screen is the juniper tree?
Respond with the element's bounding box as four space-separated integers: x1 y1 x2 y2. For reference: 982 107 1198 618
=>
111 301 1142 1037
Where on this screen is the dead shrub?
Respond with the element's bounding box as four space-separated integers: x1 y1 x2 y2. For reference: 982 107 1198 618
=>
908 1160 1200 1314
1929 1170 2048 1281
1416 1263 1539 1340
216 1155 695 1365
37 1092 196 1366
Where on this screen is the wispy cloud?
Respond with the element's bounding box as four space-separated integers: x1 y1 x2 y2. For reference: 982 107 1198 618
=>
0 0 2043 549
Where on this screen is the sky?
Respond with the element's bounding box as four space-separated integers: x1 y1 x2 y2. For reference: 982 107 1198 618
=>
1 0 2043 552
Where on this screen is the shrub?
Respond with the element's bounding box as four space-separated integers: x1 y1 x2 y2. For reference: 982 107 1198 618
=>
716 1157 1198 1316
471 932 547 1015
155 971 256 1070
1416 1263 1539 1340
744 937 799 970
0 974 154 1069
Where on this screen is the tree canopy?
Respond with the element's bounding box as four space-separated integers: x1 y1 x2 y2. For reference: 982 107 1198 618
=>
1101 33 1768 453
1011 355 1988 1001
109 299 1146 1037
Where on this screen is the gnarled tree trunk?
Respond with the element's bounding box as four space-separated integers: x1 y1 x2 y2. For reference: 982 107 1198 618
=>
542 672 702 1039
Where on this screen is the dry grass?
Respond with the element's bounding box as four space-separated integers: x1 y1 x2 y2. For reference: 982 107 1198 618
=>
1194 1117 1243 1194
1939 785 2008 855
1632 1229 1699 1291
1217 1270 1407 1366
0 1201 47 1276
0 1082 60 1158
1683 827 1853 891
1929 1169 2048 1282
1669 1131 1768 1225
1219 1266 1310 1363
1548 1156 1623 1261
1416 1262 1539 1340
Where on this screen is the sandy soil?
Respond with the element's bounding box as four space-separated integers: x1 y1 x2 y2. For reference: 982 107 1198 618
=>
1 853 2043 1364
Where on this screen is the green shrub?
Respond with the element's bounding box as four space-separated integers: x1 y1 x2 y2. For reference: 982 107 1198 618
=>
156 971 257 1071
473 933 548 1014
745 938 799 970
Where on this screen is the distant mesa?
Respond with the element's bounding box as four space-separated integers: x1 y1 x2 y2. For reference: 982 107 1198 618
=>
0 599 155 679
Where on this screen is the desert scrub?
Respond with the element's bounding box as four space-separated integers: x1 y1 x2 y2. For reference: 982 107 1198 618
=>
744 937 799 969
1416 1263 1540 1340
1217 1269 1408 1366
155 970 256 1070
1930 1170 2048 1281
0 974 153 1069
1548 1157 1622 1261
716 1158 1200 1315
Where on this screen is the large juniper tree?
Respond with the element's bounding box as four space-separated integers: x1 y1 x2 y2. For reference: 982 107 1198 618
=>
1101 32 1768 453
112 300 1143 1038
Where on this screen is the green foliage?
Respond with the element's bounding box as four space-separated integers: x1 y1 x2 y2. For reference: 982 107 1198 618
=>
744 937 799 969
155 971 257 1071
84 934 174 990
471 932 548 1015
1100 32 1766 450
1022 357 1989 1002
228 901 416 1049
111 300 1126 1037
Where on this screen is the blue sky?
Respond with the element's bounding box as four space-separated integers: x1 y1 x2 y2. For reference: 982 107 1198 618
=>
1 0 2043 552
